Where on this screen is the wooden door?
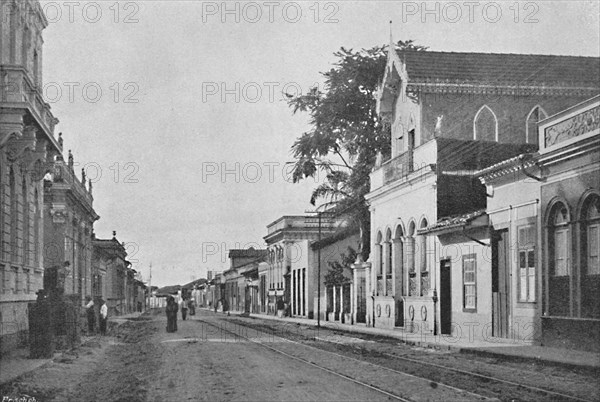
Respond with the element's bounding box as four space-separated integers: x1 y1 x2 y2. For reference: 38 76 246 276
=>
492 230 510 338
440 259 452 335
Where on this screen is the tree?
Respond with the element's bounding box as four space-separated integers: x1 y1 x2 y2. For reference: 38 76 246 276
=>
287 40 428 261
323 247 357 288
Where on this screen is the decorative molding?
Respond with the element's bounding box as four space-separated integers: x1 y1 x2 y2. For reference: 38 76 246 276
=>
49 207 67 224
544 105 600 148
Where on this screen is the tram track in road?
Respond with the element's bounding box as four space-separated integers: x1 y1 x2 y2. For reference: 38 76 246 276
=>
377 351 596 402
196 315 493 402
218 314 598 402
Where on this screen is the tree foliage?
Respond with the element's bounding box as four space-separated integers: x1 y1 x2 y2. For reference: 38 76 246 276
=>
324 247 356 287
287 40 428 260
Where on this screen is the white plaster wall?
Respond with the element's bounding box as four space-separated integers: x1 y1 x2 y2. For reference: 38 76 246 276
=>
438 233 493 342
368 174 437 327
487 175 541 341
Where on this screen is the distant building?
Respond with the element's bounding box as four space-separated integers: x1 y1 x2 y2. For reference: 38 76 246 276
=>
92 232 131 316
0 0 63 353
264 215 337 318
224 248 267 314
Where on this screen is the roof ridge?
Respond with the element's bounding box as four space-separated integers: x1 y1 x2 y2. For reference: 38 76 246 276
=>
396 49 600 59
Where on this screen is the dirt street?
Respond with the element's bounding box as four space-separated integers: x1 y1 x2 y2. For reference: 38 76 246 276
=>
1 309 597 402
2 310 397 401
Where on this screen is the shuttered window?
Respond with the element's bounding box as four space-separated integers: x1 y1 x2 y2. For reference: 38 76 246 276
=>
463 254 476 310
553 228 569 277
587 224 599 275
518 225 536 302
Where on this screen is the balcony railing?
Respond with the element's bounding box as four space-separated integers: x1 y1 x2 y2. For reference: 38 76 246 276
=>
371 139 439 191
382 150 413 186
0 66 59 138
54 163 93 205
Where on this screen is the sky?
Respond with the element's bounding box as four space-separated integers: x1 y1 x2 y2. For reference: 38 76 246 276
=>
38 0 600 286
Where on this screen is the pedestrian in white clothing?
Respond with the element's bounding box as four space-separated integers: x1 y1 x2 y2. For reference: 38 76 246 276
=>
99 299 108 335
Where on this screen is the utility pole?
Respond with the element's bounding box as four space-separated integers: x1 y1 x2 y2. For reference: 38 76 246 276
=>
306 207 336 329
148 262 152 310
317 211 322 328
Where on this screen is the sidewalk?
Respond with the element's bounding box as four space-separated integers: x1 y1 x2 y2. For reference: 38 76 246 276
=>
213 308 600 371
0 311 145 386
0 347 54 386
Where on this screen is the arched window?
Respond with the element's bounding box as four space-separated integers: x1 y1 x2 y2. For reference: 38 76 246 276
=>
474 105 498 142
394 225 404 296
22 176 29 266
385 228 393 296
580 194 600 319
376 231 383 296
407 221 417 296
547 202 570 317
9 168 17 262
419 219 429 296
526 105 548 145
419 219 428 273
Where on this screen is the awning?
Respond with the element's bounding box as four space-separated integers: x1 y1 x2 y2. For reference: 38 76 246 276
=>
419 209 488 236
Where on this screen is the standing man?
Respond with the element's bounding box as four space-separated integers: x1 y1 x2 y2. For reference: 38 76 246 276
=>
99 299 108 335
85 296 95 334
180 297 188 321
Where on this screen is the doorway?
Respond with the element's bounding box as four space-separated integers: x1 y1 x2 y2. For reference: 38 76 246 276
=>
492 230 510 338
440 259 452 335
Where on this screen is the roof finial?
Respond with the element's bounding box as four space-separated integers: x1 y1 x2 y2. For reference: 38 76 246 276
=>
389 20 394 48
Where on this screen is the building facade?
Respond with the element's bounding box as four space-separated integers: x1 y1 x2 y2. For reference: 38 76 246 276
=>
264 215 335 318
224 249 267 314
537 96 599 351
367 46 599 340
92 232 131 316
0 0 62 353
43 153 98 306
311 225 361 323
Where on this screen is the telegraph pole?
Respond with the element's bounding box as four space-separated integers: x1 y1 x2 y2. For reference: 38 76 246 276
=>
148 262 152 310
317 211 322 328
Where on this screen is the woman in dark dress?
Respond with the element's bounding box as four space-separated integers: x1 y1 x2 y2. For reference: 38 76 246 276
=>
166 296 178 332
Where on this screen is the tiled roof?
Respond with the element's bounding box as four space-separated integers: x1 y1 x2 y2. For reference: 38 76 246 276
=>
155 285 180 295
398 50 600 87
228 249 268 258
420 209 487 234
436 138 537 171
182 278 207 289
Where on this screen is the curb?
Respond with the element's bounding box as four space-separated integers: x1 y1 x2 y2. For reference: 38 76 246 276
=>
212 308 600 372
457 348 600 372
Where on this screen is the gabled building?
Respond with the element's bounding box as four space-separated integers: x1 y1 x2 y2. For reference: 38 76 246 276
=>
0 0 63 353
367 45 600 340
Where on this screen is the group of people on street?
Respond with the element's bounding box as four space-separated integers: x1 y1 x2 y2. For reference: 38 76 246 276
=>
166 296 196 333
85 296 108 335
